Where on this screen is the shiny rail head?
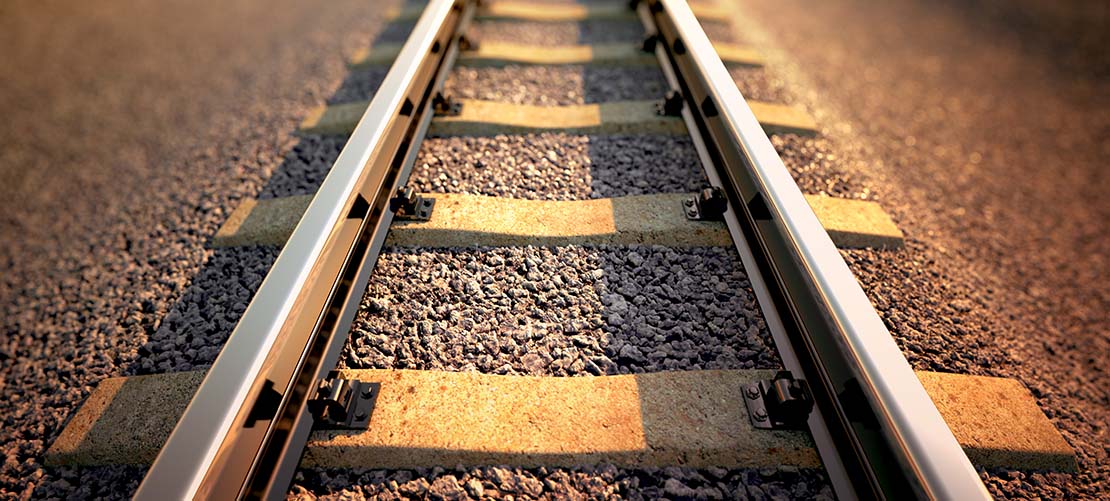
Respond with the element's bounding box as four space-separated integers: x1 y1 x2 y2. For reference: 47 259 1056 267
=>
648 0 989 499
133 1 468 499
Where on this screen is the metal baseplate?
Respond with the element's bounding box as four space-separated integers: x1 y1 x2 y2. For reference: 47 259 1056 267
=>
391 186 435 221
432 92 462 117
458 34 479 51
657 89 685 117
683 187 728 221
308 376 380 430
743 371 814 430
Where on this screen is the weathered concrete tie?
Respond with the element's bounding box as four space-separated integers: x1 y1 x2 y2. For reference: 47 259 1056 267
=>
387 1 733 23
299 99 818 137
47 369 1077 472
214 193 904 249
349 41 764 69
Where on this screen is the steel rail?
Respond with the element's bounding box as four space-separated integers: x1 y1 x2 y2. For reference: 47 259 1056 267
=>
134 0 991 499
135 1 474 498
641 0 990 499
632 4 857 498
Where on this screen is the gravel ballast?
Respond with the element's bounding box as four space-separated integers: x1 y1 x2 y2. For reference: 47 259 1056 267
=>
329 68 389 105
258 135 350 199
734 0 1109 497
336 63 788 107
129 246 280 375
463 13 737 46
414 134 709 200
278 11 831 498
773 134 872 200
0 0 396 498
469 20 645 45
444 65 670 106
729 67 793 105
339 245 777 375
257 133 709 203
11 0 1096 498
257 132 863 207
291 465 832 500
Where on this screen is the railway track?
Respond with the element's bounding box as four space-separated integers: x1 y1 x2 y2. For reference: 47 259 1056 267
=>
42 0 1079 499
